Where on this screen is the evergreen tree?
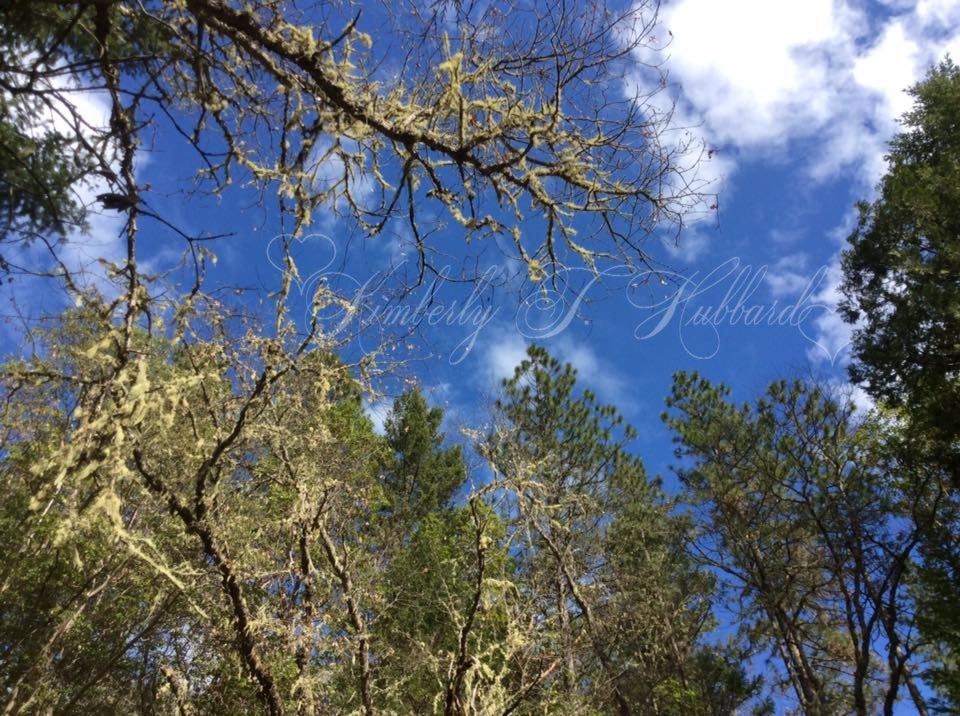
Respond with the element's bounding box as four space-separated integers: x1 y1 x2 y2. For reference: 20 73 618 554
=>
665 372 929 715
840 58 960 709
380 389 466 524
488 346 757 715
840 57 960 473
373 390 513 712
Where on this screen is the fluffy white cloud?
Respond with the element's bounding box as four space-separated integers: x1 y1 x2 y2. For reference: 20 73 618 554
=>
551 336 628 404
764 252 812 298
826 376 876 416
482 331 529 386
658 0 853 147
643 0 960 186
661 229 714 262
803 259 854 366
636 0 960 373
480 330 628 406
364 397 392 435
853 20 920 120
916 0 960 30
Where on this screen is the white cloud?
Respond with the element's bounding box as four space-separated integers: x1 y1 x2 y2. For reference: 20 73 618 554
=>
769 228 805 246
637 0 960 188
551 336 629 405
853 20 920 120
631 0 960 374
655 0 857 147
661 229 714 261
479 329 630 408
364 397 392 435
764 252 811 298
916 0 960 28
482 331 529 386
803 259 854 366
760 250 855 368
827 377 876 417
804 208 863 367
623 73 736 220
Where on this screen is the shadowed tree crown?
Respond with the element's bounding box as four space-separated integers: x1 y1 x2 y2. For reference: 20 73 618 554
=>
381 389 466 523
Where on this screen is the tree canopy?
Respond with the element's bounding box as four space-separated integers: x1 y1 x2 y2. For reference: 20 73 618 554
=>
1 1 958 714
841 57 960 713
0 0 707 288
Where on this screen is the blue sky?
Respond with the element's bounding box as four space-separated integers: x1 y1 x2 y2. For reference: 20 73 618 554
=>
321 0 960 484
1 2 957 709
4 0 960 486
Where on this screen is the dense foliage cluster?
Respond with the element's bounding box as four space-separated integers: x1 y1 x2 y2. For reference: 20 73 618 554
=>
0 1 957 714
841 59 960 712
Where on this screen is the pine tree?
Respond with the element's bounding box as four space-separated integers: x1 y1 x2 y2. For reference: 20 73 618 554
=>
841 58 960 709
380 389 466 525
487 346 755 715
664 372 929 715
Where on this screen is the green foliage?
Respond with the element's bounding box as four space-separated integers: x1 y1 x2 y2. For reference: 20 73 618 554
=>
0 100 90 241
918 524 960 713
377 505 512 713
664 372 929 715
652 646 765 716
0 0 761 713
6 317 937 714
841 57 960 710
841 57 960 470
487 346 750 715
380 389 466 524
0 2 175 246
